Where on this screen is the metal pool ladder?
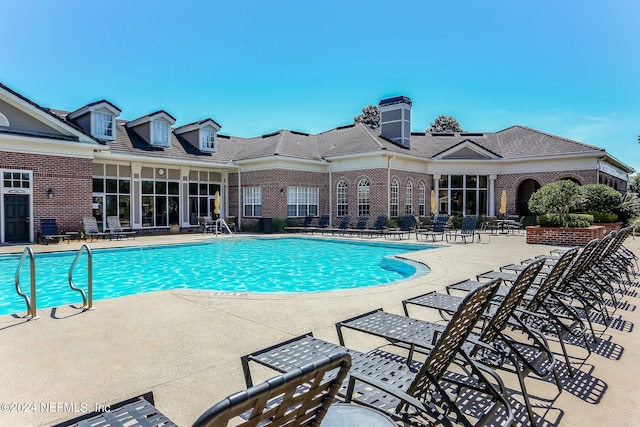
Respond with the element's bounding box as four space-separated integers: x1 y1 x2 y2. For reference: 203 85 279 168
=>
14 246 38 319
215 218 234 237
68 244 94 310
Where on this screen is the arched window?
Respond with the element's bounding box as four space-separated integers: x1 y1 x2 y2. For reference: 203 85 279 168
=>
418 182 426 216
336 180 348 216
390 180 399 217
0 111 9 127
405 181 413 215
357 179 370 216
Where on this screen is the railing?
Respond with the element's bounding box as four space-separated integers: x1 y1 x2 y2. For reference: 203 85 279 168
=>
68 244 93 310
215 219 234 237
14 246 37 319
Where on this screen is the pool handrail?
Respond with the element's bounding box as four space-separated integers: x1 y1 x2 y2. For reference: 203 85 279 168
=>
68 244 94 310
14 246 38 319
215 218 234 237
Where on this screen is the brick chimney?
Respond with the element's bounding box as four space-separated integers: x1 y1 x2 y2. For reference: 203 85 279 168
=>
379 96 412 148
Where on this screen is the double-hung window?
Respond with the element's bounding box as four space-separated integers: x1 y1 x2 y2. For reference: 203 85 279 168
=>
390 180 399 217
405 181 413 215
336 181 348 216
357 179 370 216
201 129 216 151
152 121 170 146
244 187 262 217
94 112 114 139
287 187 319 217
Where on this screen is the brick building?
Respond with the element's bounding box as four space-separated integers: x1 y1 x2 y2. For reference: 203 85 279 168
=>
0 84 634 243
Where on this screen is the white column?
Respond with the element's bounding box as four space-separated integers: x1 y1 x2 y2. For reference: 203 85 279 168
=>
433 174 440 215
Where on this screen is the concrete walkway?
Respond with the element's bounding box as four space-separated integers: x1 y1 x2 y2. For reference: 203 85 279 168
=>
0 232 638 426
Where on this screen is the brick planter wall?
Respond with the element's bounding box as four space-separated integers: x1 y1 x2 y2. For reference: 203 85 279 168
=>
526 225 606 246
593 222 623 235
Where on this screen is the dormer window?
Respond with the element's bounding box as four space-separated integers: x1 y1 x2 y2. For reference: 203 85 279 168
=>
68 100 121 141
174 118 221 153
94 112 114 139
201 128 216 151
126 110 176 148
152 120 170 147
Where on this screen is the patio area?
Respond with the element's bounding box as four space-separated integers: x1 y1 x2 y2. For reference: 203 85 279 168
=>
0 232 638 426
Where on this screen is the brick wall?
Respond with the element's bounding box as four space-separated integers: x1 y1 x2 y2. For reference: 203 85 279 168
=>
525 225 605 246
1 151 93 234
496 170 597 215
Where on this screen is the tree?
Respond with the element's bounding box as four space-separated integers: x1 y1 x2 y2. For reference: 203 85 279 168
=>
354 105 380 128
426 115 464 133
630 174 640 193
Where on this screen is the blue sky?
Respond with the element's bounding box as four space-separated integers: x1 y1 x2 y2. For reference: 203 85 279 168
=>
3 0 639 172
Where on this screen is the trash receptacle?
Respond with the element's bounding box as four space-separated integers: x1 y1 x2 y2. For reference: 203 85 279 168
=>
259 217 273 233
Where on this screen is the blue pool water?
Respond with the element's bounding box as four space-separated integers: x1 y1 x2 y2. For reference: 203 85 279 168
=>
0 238 433 316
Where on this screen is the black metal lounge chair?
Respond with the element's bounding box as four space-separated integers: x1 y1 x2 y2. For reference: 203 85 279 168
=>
365 214 388 237
52 392 176 427
446 215 480 243
107 216 136 240
395 259 557 426
242 279 512 427
324 214 351 236
416 218 446 242
82 216 112 242
307 214 330 234
283 215 314 233
345 215 369 236
194 351 351 427
39 218 70 244
383 214 414 240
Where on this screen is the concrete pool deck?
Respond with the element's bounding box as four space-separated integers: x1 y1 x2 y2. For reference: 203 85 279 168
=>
0 231 638 426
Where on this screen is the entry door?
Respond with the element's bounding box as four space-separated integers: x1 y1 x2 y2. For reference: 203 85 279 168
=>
4 194 30 243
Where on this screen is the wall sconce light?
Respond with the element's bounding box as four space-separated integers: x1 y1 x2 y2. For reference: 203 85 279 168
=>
47 188 54 199
280 188 285 194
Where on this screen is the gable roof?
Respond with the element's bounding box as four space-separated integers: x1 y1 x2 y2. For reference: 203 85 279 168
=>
0 83 102 145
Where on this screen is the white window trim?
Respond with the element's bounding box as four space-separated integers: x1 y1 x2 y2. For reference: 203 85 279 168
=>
151 120 171 147
92 111 115 140
200 128 217 152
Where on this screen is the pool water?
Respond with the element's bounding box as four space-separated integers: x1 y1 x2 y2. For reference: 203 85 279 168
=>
0 237 433 316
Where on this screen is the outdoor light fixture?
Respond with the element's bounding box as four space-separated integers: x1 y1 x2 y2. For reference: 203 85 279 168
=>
47 188 54 199
280 188 285 194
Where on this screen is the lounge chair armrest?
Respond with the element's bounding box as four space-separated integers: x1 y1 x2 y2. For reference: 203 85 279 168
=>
345 372 454 427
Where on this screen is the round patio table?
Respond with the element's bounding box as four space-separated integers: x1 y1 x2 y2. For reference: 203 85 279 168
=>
322 403 396 426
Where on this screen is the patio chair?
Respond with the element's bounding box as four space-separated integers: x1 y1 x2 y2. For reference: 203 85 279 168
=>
194 351 351 427
416 217 446 242
82 216 111 242
242 279 513 427
366 214 388 237
39 218 70 244
52 392 176 427
107 216 136 240
480 216 500 235
324 214 352 236
345 215 369 236
446 215 480 243
198 216 216 234
307 214 330 234
396 259 557 426
283 215 314 233
383 214 414 240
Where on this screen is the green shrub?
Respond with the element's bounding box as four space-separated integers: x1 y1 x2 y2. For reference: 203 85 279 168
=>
271 217 285 233
579 184 621 213
564 213 594 228
528 180 581 216
589 211 618 223
631 216 640 232
616 192 640 223
536 213 593 228
536 214 564 227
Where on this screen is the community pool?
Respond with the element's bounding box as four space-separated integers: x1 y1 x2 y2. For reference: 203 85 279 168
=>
0 237 434 316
